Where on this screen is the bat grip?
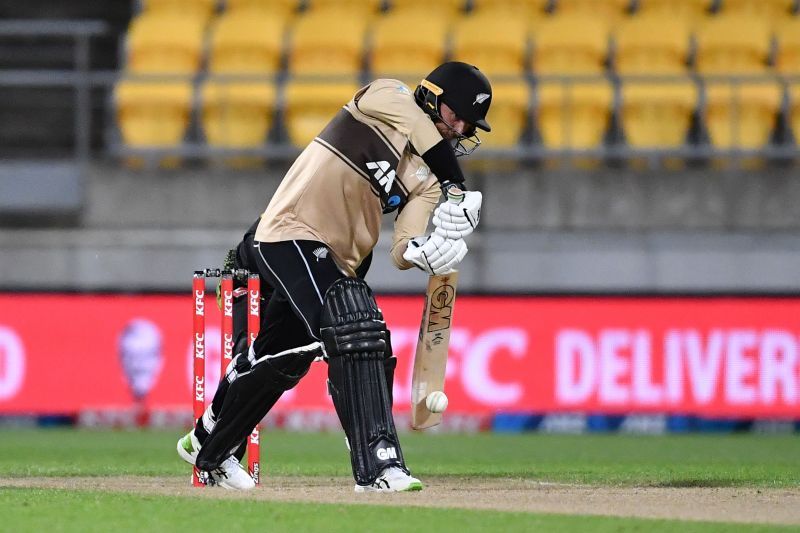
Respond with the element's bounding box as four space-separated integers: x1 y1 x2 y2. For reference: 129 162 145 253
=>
446 187 464 205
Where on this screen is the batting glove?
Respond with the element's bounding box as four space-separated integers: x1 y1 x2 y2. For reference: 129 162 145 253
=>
432 190 482 240
403 234 468 275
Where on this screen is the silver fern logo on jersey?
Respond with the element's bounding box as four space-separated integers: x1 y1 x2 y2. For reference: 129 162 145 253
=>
312 247 329 261
473 93 490 105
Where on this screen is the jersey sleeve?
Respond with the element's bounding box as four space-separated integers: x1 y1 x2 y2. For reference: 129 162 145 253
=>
353 79 443 156
389 177 442 270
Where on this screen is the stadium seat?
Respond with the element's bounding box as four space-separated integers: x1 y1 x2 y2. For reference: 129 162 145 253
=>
201 81 277 150
470 0 548 18
636 0 711 25
283 80 360 146
226 0 300 17
306 0 382 15
288 10 367 76
695 15 772 74
553 0 630 25
533 15 609 74
775 19 800 75
718 0 794 22
370 11 447 79
480 79 531 148
704 82 783 149
452 13 529 76
536 81 613 149
389 0 465 16
615 16 690 74
125 13 206 75
621 80 698 148
208 11 285 75
141 0 217 20
115 80 193 148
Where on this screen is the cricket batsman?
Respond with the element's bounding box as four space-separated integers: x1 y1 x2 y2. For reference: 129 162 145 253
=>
177 61 490 492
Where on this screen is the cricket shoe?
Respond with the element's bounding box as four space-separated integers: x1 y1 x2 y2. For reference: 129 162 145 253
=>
354 466 423 493
206 456 256 491
176 430 201 466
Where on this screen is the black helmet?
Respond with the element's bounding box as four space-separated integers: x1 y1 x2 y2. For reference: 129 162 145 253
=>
414 62 492 156
414 61 492 156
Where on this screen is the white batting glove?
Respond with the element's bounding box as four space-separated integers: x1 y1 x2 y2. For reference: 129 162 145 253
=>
403 234 468 275
432 190 482 239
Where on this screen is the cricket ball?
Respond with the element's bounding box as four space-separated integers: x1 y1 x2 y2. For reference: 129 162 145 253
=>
425 391 449 413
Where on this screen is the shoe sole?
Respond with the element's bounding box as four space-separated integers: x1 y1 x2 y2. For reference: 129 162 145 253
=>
354 481 423 493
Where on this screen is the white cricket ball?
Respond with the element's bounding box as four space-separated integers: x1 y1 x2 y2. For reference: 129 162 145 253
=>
425 391 449 413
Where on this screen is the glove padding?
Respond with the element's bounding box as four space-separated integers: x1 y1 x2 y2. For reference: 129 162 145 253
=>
403 234 467 275
432 190 482 240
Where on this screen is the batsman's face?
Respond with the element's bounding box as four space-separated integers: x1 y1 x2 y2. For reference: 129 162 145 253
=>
436 102 476 141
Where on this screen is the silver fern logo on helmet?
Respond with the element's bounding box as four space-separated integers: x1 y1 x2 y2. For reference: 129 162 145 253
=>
473 93 490 105
312 247 329 261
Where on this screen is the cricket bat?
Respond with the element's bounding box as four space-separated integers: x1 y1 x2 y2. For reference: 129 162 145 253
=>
411 271 458 429
411 187 465 430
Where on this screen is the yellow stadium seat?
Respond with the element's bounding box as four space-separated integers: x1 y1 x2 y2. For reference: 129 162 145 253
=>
141 0 216 20
288 10 367 76
126 13 206 74
775 19 800 74
371 11 447 79
283 80 359 146
695 15 772 74
471 0 548 18
307 0 382 14
115 80 193 147
615 16 690 74
202 81 277 151
718 0 794 22
208 12 285 74
226 0 299 16
621 80 698 148
704 82 783 149
389 0 465 16
452 13 529 77
536 81 613 148
533 15 609 74
636 0 711 25
554 0 630 25
481 79 531 148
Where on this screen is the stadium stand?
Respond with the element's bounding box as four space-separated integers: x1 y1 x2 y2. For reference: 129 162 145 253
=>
226 0 300 17
451 12 529 76
553 0 631 25
536 81 613 149
775 18 800 74
718 0 795 23
636 0 712 25
389 0 465 16
283 80 360 146
532 15 609 74
704 81 784 149
124 12 206 74
370 10 448 80
470 0 548 18
208 10 285 75
621 81 698 148
615 15 691 74
695 14 772 74
201 81 277 153
140 0 217 21
307 0 382 15
288 8 367 76
114 81 194 149
481 79 531 148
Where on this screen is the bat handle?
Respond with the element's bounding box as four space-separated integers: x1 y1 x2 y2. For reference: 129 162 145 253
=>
446 187 464 205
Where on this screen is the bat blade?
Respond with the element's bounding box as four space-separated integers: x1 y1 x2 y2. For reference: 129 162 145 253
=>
411 271 459 430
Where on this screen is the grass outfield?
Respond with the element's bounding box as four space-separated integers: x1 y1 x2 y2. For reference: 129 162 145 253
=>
1 429 798 531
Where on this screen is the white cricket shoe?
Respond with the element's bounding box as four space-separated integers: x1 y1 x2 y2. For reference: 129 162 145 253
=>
207 456 256 491
176 431 200 466
354 466 423 493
